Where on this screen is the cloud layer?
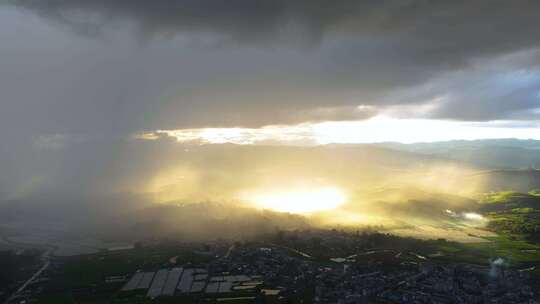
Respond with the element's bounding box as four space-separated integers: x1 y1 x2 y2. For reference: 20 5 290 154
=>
3 0 540 134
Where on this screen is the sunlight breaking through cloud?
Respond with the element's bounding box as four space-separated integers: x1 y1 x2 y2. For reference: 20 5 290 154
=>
240 186 347 214
137 116 540 145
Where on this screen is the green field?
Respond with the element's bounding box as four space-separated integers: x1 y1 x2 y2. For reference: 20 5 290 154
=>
430 191 540 269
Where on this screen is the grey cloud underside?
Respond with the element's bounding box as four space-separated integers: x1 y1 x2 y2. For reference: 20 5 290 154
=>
3 0 540 133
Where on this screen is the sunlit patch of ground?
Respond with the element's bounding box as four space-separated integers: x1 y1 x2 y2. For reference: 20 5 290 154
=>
388 225 497 243
309 207 497 243
240 186 347 214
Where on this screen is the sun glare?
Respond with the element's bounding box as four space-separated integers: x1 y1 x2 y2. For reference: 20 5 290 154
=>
241 187 347 214
137 115 540 146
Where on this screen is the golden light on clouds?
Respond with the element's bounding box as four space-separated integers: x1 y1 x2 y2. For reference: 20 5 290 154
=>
240 187 347 214
148 125 313 145
137 116 540 145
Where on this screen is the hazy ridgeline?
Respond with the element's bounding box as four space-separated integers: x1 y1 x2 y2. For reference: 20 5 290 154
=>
2 140 540 246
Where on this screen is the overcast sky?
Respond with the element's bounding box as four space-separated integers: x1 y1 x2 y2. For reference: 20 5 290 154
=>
1 0 540 198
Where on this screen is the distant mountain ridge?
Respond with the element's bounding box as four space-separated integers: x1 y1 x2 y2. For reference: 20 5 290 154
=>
377 139 540 170
374 138 540 193
464 169 540 193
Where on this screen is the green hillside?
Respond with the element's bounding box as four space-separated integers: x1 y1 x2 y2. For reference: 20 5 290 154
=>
480 191 540 242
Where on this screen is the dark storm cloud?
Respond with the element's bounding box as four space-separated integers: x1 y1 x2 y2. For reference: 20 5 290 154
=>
3 0 540 132
11 0 540 66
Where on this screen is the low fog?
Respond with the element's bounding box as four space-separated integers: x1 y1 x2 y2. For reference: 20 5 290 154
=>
1 138 515 253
